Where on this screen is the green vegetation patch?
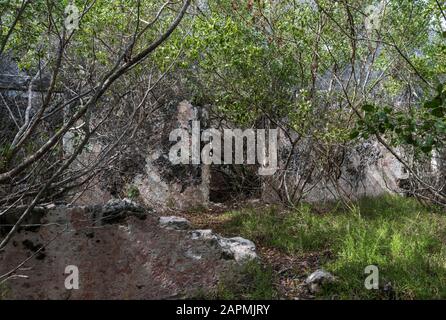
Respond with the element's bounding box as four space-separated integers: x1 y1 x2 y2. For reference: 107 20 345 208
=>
201 260 278 300
218 195 446 299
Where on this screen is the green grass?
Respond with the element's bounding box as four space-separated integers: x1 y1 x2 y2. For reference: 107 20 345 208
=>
215 261 277 300
191 260 277 300
218 195 446 299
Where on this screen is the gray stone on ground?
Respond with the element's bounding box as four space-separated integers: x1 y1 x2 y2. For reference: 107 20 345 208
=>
159 216 191 230
0 207 258 299
190 229 218 241
190 229 257 263
217 236 257 262
305 269 336 293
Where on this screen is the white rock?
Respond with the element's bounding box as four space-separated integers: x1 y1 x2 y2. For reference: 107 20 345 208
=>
305 269 335 293
217 236 257 262
190 230 257 263
185 249 202 260
305 269 335 284
190 229 217 241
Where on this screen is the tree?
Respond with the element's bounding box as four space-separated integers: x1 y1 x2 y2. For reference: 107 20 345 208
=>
169 0 446 207
0 0 191 250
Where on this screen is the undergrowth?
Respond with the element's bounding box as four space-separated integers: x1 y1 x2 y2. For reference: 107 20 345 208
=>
217 195 446 299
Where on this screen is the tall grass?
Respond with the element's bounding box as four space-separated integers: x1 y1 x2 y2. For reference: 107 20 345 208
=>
219 195 446 299
192 260 277 300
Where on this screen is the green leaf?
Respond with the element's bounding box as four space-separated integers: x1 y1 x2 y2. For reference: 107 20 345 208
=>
403 134 415 145
361 132 370 139
362 104 375 112
383 106 392 114
420 144 433 153
435 120 446 133
431 107 444 118
424 96 442 109
349 130 360 140
420 135 434 153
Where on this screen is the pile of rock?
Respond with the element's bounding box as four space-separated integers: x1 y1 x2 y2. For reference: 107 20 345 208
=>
159 216 258 263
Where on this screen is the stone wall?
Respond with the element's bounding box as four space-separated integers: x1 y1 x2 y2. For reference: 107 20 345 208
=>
73 98 410 208
131 100 210 211
72 100 210 211
262 128 408 204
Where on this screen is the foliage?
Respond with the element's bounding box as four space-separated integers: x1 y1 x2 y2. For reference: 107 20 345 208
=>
350 1 446 156
126 185 140 200
220 196 446 299
352 83 446 155
210 260 277 300
165 0 445 136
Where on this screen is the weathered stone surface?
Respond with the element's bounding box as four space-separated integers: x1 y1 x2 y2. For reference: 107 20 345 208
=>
190 229 218 241
217 236 257 262
0 206 243 300
189 229 257 263
0 54 51 91
263 129 409 203
90 198 147 223
71 100 210 211
159 216 191 230
305 269 336 293
133 100 210 211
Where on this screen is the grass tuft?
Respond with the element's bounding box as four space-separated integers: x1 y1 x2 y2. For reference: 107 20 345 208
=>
215 261 277 300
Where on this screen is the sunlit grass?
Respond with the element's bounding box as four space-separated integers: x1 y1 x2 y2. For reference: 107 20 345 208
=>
219 195 446 299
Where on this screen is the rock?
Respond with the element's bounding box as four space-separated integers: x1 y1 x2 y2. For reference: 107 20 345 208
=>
104 198 146 216
105 198 143 211
1 203 259 299
185 248 202 260
131 100 210 212
91 198 147 224
217 236 257 262
305 269 335 293
159 216 191 230
190 229 218 241
190 230 258 263
382 281 395 299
